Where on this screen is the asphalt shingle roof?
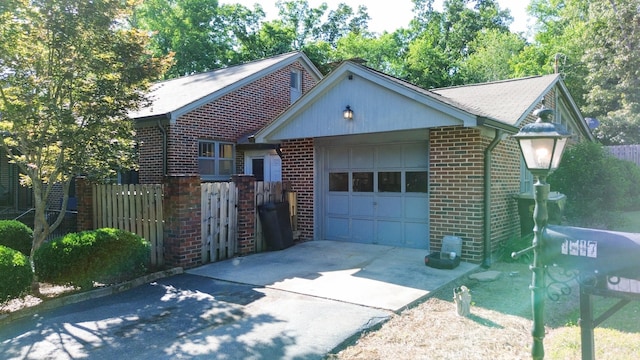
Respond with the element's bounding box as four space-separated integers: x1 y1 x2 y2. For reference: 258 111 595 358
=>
432 74 560 126
130 52 305 120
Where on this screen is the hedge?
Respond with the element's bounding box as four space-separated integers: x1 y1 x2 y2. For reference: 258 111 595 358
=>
34 228 150 289
0 220 33 256
0 245 33 301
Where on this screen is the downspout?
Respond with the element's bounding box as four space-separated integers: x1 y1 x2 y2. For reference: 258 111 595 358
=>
482 129 503 268
157 118 168 176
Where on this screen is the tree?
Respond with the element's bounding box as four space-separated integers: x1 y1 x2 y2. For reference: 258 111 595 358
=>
332 32 407 76
403 0 513 88
458 29 527 83
133 0 248 77
0 0 169 274
524 0 590 108
581 0 640 144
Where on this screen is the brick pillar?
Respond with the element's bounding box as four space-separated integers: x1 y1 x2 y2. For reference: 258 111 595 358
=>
232 174 256 255
163 175 201 269
75 177 94 231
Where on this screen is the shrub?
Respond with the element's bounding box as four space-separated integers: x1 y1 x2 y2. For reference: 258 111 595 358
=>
548 141 640 228
0 220 33 256
34 228 150 289
0 245 33 301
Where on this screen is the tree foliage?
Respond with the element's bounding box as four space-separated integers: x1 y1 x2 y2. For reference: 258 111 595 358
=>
526 0 640 144
549 141 640 229
0 0 169 258
133 0 371 77
402 0 514 88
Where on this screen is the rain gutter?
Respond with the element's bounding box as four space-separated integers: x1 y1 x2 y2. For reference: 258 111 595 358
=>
483 127 505 268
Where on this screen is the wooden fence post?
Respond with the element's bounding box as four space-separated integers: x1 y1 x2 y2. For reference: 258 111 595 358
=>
232 174 256 255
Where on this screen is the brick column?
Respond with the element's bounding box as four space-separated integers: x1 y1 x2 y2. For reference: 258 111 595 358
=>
163 175 201 269
75 177 94 231
232 174 256 255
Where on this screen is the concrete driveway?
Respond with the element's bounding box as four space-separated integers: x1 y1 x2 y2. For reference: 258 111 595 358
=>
0 241 477 359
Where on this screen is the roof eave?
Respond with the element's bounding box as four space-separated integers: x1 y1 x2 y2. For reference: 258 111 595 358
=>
133 113 171 128
477 117 519 134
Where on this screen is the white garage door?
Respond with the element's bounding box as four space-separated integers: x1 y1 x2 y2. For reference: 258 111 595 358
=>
322 142 429 249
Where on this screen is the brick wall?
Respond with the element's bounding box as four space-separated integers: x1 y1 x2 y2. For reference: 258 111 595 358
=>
488 136 521 256
233 174 256 254
137 126 164 184
429 126 485 262
163 175 201 269
280 138 315 240
140 61 318 180
75 177 93 231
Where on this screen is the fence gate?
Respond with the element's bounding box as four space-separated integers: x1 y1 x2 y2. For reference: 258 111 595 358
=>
93 184 164 266
201 182 238 263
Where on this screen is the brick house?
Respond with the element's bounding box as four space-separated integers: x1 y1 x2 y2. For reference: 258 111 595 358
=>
254 61 594 265
129 52 323 184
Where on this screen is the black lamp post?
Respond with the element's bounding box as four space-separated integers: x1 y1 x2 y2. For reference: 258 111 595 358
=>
512 106 570 360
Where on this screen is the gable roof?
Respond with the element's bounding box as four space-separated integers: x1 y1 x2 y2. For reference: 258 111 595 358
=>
256 61 502 142
432 74 559 127
130 51 323 123
254 61 522 143
433 74 594 140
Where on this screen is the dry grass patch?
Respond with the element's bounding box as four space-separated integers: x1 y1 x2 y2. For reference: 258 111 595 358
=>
328 262 639 360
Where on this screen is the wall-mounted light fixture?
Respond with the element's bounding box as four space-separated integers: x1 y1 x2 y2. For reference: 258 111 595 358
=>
343 105 354 120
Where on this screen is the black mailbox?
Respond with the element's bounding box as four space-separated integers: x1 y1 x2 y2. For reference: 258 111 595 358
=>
543 225 640 281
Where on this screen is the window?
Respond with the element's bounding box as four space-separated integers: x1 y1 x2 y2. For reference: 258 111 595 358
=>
406 171 428 193
251 158 265 181
198 140 235 181
329 172 349 191
378 172 401 192
290 69 302 103
353 172 373 192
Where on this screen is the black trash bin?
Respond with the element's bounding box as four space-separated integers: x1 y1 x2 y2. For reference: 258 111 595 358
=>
257 202 294 251
515 192 566 236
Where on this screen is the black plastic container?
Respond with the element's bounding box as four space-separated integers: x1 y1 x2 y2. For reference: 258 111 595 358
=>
424 252 460 269
257 202 294 251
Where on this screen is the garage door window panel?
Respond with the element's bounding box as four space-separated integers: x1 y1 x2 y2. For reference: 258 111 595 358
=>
378 172 401 192
406 171 428 193
329 172 349 192
352 172 373 192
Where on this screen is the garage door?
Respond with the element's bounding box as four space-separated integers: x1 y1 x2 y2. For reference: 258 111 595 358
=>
322 142 429 249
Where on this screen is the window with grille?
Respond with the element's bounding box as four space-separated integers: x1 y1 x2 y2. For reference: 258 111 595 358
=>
198 140 235 181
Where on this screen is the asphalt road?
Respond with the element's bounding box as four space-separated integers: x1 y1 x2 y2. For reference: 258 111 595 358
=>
0 273 390 359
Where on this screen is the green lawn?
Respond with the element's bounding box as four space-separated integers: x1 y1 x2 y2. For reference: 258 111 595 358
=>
616 211 640 232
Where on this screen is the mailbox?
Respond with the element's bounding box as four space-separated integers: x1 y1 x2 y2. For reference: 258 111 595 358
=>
543 225 640 281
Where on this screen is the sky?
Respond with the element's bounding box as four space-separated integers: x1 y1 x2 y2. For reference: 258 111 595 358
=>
219 0 533 36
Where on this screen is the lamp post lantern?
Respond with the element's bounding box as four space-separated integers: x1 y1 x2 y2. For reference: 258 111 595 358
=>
513 106 570 360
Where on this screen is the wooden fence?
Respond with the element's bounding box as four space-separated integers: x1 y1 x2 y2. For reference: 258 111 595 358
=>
201 181 297 261
201 182 238 263
607 145 640 166
92 181 297 267
93 184 164 266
